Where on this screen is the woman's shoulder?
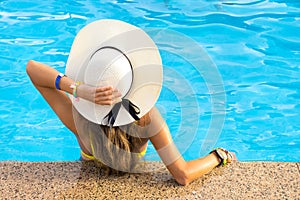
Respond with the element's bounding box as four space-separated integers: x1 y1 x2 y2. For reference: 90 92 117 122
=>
135 112 151 127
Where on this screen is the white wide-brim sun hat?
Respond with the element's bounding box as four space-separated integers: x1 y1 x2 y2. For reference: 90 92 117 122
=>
65 19 163 126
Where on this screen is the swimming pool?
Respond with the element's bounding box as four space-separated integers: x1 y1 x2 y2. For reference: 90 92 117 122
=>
0 0 299 162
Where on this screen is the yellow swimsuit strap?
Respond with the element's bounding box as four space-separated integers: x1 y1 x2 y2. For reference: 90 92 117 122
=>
81 148 146 160
81 150 95 160
138 146 147 158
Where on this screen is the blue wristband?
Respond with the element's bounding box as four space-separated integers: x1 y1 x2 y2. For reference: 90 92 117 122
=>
55 73 66 90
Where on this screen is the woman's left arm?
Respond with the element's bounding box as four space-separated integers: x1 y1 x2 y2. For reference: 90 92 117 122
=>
26 60 120 105
26 60 120 133
26 60 121 154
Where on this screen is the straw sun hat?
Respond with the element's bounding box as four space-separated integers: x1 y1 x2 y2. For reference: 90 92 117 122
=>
65 19 163 126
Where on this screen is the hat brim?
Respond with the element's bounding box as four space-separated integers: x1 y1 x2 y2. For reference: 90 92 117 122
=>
65 19 163 126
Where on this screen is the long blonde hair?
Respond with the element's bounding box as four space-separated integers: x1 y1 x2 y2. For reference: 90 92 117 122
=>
73 107 150 174
89 124 142 174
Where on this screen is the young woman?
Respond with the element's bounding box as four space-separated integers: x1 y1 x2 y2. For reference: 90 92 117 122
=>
26 59 235 185
26 20 235 185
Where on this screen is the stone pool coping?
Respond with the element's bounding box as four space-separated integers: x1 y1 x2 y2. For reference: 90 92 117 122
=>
0 161 299 199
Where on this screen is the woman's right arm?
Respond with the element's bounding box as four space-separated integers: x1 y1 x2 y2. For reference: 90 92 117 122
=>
147 108 233 186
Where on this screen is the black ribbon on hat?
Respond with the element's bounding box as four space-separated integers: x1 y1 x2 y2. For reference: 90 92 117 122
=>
103 99 140 127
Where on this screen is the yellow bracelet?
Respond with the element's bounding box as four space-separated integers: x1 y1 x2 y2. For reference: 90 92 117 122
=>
70 81 81 101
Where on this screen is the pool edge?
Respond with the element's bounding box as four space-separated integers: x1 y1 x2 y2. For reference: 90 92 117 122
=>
0 161 299 199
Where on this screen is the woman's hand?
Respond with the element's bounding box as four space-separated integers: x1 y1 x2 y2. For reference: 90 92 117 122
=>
76 84 122 105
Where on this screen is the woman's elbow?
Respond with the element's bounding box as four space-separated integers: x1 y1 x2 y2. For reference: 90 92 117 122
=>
167 160 191 186
26 60 35 76
175 178 189 186
173 169 190 186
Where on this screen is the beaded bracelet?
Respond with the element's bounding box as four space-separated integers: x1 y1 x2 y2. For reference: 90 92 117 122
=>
70 82 81 101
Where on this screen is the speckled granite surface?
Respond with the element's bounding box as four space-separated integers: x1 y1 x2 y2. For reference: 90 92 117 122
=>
0 161 299 199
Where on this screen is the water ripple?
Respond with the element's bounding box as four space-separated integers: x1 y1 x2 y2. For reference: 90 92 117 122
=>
0 0 299 161
0 38 54 46
222 0 266 6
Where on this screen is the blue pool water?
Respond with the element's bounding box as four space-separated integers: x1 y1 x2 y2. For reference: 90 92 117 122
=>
0 0 299 162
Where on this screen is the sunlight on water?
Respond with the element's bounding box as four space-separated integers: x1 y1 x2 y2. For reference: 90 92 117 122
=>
0 0 299 161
